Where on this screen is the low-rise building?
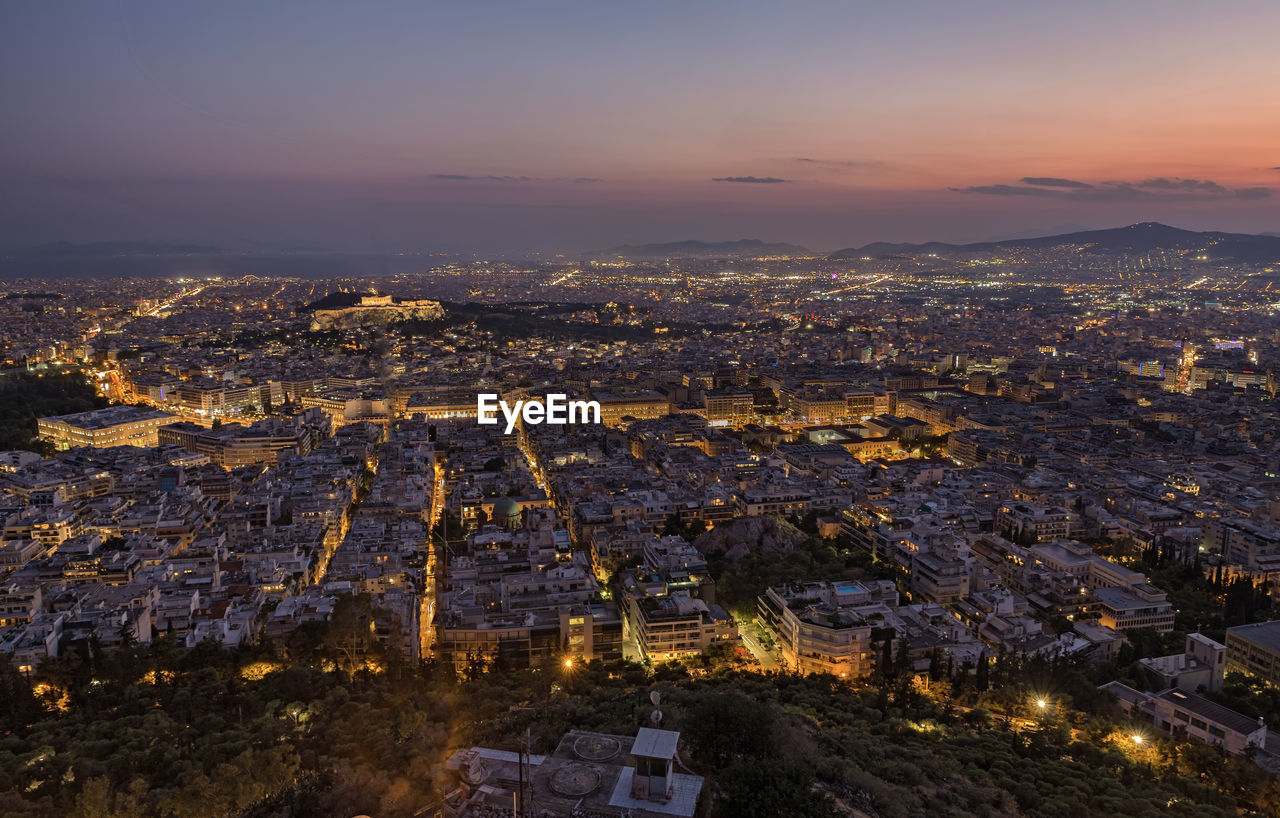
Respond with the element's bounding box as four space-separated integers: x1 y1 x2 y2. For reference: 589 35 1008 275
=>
443 728 703 818
757 579 898 678
1225 620 1280 687
591 388 671 427
1140 633 1226 692
1094 585 1176 633
629 591 735 662
995 502 1074 543
1105 682 1269 756
38 406 178 450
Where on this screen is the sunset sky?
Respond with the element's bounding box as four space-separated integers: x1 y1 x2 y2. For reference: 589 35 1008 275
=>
2 0 1278 253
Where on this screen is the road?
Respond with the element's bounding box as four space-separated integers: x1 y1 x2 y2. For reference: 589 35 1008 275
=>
738 621 780 671
141 284 206 317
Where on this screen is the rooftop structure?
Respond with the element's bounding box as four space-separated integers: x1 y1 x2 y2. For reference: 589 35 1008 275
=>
38 407 178 450
444 728 702 818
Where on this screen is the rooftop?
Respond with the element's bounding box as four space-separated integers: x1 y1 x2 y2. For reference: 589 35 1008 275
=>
1227 620 1280 654
631 727 680 760
40 406 176 430
1156 688 1264 737
445 729 701 818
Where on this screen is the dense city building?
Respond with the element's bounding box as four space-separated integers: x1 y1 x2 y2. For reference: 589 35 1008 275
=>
4 233 1280 811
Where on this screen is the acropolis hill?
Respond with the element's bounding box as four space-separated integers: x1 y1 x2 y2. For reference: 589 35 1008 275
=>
310 294 444 330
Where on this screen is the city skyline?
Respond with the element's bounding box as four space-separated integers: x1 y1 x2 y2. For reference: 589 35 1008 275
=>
6 3 1280 816
3 1 1279 254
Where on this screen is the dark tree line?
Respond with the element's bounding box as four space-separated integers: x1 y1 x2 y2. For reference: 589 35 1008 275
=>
0 369 107 453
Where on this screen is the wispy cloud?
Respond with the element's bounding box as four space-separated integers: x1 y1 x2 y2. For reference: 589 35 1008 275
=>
951 184 1062 197
792 157 883 170
433 173 603 184
712 176 788 184
954 176 1271 202
1124 177 1227 194
1236 187 1272 200
433 173 532 181
1021 176 1093 189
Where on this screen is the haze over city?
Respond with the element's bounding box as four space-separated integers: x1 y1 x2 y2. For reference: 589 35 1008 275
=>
3 0 1279 255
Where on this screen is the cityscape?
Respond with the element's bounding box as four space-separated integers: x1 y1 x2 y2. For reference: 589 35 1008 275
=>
3 3 1280 818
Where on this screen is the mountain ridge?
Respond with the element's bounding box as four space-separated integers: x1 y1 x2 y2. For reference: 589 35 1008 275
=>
828 222 1280 263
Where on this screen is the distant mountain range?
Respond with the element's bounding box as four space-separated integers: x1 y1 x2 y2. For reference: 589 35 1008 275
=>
6 224 1279 278
600 239 810 258
828 222 1280 264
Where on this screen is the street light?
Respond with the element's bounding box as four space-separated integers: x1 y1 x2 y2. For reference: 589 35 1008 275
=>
1131 734 1143 745
563 658 574 669
1036 699 1047 710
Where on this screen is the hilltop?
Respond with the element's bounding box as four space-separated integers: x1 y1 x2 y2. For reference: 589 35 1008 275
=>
829 222 1280 264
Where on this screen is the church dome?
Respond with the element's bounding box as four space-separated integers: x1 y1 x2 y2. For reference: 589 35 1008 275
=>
492 497 522 528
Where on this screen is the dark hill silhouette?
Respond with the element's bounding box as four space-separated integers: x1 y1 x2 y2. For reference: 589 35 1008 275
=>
299 291 372 312
829 222 1280 264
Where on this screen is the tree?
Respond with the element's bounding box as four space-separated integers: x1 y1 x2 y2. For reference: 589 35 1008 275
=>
0 662 43 732
876 630 897 682
716 760 837 818
72 777 148 818
680 690 773 767
325 594 378 671
0 369 107 452
975 654 991 692
928 648 944 681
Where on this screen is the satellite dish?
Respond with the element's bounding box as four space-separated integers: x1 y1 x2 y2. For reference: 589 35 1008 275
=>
650 709 663 725
649 690 661 706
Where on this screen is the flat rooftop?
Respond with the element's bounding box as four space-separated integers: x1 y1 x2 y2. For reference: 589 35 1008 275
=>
1227 620 1280 654
445 729 702 818
1156 688 1262 737
40 406 176 430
